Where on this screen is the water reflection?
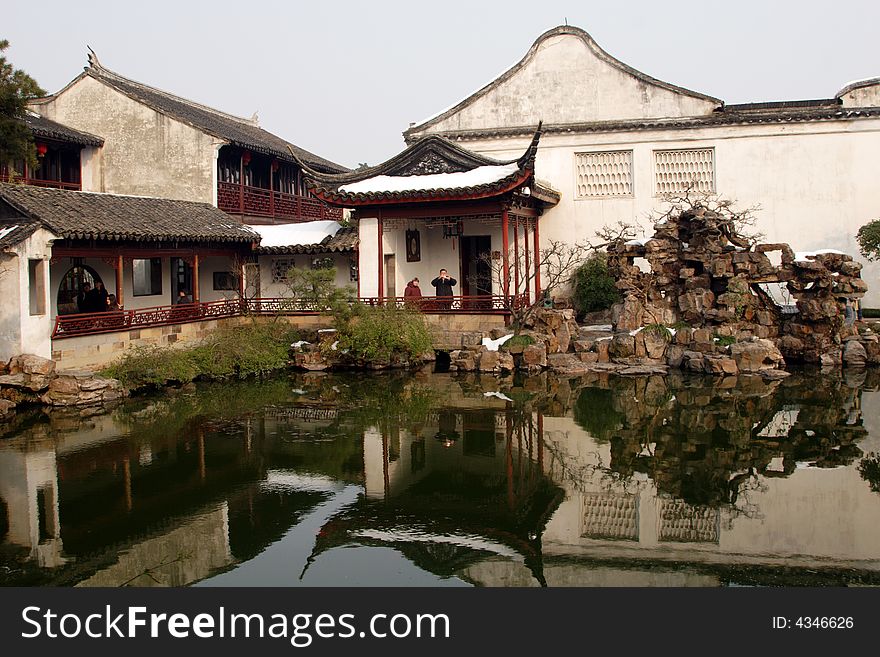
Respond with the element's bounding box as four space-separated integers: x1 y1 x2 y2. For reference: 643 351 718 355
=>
1 369 880 587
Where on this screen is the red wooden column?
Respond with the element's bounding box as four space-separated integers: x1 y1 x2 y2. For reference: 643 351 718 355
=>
192 253 200 303
513 217 520 296
115 255 124 307
268 161 275 219
523 220 531 304
501 207 510 298
377 215 384 302
533 216 541 299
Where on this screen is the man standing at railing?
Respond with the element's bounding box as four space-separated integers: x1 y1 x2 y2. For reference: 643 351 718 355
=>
431 269 456 310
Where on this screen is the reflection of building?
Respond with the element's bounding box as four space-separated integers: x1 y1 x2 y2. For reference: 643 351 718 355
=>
0 441 65 568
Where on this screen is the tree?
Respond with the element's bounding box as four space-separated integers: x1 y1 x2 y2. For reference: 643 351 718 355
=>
571 253 620 319
480 238 594 334
0 40 45 172
856 220 880 261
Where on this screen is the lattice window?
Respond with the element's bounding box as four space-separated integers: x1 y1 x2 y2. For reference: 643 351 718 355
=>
271 258 295 283
576 150 633 198
657 498 719 543
581 492 639 540
654 148 715 195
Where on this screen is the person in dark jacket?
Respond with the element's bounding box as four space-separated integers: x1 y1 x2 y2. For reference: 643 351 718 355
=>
86 281 109 312
77 282 92 313
404 277 422 307
431 269 456 310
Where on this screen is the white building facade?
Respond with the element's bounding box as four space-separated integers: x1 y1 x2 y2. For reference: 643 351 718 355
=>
405 26 880 305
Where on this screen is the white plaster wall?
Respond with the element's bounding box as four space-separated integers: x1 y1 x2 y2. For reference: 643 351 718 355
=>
0 251 23 362
452 116 880 305
79 145 102 192
358 217 381 297
2 229 55 360
257 253 354 298
415 32 717 135
36 76 222 202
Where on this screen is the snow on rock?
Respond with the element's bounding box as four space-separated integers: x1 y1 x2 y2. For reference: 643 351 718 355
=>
291 340 311 350
483 391 514 401
482 334 514 351
581 324 613 332
340 164 520 195
625 238 650 247
794 248 846 262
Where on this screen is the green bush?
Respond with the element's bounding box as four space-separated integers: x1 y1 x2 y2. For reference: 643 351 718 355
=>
572 253 620 318
335 305 432 363
102 321 298 389
861 308 880 318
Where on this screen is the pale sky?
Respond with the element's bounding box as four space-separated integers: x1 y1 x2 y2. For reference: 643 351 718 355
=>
6 0 879 168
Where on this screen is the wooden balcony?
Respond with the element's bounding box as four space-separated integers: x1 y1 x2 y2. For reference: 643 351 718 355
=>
0 172 81 191
51 295 527 339
217 182 343 222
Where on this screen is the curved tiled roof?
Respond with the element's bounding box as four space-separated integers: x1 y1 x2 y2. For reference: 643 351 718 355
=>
23 113 104 147
0 183 258 244
254 225 358 254
403 25 721 140
302 125 551 206
414 106 880 142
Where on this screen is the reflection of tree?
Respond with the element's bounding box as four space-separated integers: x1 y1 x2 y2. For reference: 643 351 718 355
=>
858 453 880 493
558 370 869 514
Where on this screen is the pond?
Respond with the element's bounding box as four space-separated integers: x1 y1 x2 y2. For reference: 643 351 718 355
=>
2 368 880 587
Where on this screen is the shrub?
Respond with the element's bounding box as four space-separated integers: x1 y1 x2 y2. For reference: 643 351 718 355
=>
502 334 535 351
335 305 432 363
713 334 737 347
643 323 672 342
102 321 298 389
572 253 620 318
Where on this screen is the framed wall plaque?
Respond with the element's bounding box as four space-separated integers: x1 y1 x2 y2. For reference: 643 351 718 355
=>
406 229 421 262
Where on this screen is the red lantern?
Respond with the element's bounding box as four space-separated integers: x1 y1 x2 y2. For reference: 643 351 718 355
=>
241 150 252 166
36 143 48 158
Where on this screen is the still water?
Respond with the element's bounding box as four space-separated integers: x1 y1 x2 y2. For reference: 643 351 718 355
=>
2 368 880 587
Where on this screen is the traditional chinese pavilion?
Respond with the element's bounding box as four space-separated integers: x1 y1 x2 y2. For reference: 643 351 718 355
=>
301 125 559 308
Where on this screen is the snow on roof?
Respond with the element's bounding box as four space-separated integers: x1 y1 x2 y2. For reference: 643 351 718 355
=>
245 220 341 248
794 248 846 262
0 225 20 241
338 163 520 195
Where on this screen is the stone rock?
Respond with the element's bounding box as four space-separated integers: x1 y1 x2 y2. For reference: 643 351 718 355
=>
522 344 547 369
820 350 842 367
461 332 483 347
843 340 868 368
0 398 15 418
556 322 572 353
8 354 56 377
703 356 739 375
612 296 644 332
0 373 28 388
618 365 668 376
729 338 785 373
666 345 687 368
642 330 669 360
578 352 599 364
610 334 635 359
41 374 126 406
573 339 594 353
292 349 330 371
596 339 611 362
682 350 706 372
497 351 515 372
547 353 590 375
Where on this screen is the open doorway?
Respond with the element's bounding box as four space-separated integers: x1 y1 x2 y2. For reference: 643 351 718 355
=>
171 257 193 303
460 236 492 298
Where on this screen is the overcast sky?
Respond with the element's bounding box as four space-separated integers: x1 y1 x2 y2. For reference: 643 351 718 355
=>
6 0 879 168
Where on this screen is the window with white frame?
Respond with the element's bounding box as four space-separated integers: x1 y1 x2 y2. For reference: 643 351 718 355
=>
654 148 715 196
575 150 633 198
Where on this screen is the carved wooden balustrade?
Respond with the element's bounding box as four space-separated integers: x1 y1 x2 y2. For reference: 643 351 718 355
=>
51 294 529 339
217 182 343 222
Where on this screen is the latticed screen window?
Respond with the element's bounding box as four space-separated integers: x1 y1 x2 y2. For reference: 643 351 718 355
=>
575 150 633 197
654 148 715 195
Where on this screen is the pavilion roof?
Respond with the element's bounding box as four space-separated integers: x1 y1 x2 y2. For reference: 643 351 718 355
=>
23 112 104 147
249 220 358 254
300 124 559 206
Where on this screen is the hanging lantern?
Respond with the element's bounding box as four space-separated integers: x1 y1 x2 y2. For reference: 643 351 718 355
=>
36 143 48 158
442 221 463 239
241 150 252 166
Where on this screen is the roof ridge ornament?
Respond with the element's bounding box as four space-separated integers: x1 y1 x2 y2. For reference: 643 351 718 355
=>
86 46 101 69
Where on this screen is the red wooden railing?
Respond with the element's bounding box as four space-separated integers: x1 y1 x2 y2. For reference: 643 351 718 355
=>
217 182 343 222
0 172 81 191
51 294 531 339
